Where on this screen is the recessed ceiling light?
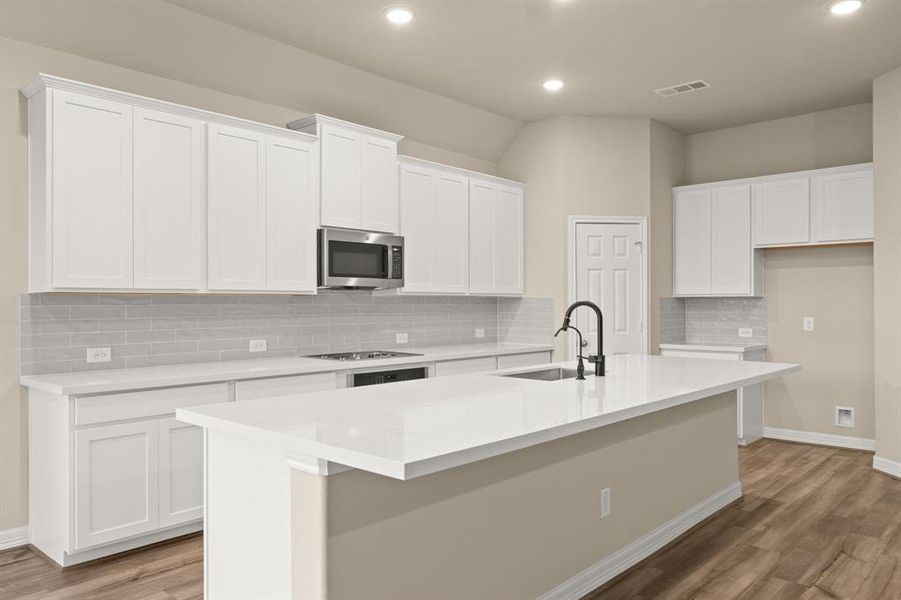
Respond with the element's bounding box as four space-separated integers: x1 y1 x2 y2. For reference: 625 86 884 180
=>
828 0 863 14
384 6 415 24
542 79 565 92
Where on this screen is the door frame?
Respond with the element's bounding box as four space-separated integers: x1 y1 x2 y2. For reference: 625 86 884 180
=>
567 215 649 359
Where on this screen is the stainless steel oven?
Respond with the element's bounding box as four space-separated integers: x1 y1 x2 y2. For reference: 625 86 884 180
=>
317 228 404 289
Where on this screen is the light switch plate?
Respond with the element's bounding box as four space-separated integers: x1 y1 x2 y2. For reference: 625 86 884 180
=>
396 333 408 344
86 347 111 363
475 328 485 339
738 328 753 338
803 317 815 332
249 339 267 353
600 487 612 518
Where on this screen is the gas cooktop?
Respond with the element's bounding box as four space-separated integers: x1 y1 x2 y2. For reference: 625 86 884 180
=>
308 350 424 361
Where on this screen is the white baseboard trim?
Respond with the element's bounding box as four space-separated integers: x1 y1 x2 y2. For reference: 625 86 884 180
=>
537 481 742 600
874 456 901 479
764 427 875 451
0 526 29 551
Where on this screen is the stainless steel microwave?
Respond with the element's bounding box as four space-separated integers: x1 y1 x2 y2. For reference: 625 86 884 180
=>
317 228 404 289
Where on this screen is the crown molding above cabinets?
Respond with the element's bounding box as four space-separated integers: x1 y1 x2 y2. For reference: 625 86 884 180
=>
672 163 873 297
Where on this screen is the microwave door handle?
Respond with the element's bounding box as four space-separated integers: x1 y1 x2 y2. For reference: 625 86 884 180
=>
384 245 392 279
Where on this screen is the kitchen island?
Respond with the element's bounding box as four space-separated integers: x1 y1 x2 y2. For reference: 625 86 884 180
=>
178 354 799 600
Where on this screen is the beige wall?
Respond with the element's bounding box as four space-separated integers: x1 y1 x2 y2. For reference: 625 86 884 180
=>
873 65 901 463
293 393 738 600
0 35 504 532
763 246 875 440
497 116 683 356
684 104 875 441
685 103 873 184
0 0 521 165
649 122 685 352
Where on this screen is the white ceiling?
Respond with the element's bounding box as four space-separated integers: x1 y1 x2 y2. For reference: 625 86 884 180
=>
167 0 901 133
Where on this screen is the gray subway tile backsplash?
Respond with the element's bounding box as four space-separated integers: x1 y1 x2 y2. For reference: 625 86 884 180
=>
19 291 555 375
659 297 767 346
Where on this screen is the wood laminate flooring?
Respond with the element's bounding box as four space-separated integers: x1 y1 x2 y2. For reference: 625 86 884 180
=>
0 440 898 599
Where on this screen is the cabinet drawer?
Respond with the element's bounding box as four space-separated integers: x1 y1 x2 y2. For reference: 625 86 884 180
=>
74 383 228 426
435 357 497 377
497 351 553 370
235 373 338 401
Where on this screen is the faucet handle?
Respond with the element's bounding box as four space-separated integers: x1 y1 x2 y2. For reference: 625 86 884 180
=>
587 355 599 363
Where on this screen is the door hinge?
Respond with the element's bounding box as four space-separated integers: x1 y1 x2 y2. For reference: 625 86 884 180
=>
634 241 643 253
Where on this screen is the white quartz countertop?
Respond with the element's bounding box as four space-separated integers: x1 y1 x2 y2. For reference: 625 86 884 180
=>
659 342 767 353
178 354 799 481
19 343 553 396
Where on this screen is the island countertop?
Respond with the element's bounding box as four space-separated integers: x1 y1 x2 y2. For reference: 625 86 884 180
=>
178 354 799 480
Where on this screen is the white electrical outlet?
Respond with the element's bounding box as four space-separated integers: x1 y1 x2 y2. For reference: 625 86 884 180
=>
835 406 855 428
803 317 815 332
738 328 753 338
600 487 612 518
396 333 408 344
475 328 485 339
248 339 267 353
86 347 111 363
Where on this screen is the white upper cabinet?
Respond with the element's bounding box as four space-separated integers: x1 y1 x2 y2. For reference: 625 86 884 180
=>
288 114 401 233
24 75 320 293
812 168 873 243
673 188 713 295
753 177 810 246
750 165 872 247
672 163 872 297
50 90 134 289
207 124 267 290
469 177 524 296
712 185 754 295
673 185 761 297
265 136 319 292
398 158 469 294
360 135 399 233
133 108 204 290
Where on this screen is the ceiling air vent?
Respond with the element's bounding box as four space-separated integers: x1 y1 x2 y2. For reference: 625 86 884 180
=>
654 80 710 98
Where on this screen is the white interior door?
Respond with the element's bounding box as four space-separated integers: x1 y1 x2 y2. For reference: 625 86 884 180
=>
573 221 644 359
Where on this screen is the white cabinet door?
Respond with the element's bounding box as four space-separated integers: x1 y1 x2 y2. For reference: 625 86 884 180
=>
266 136 318 292
158 418 203 528
361 135 399 233
207 124 266 290
133 108 204 290
399 163 436 292
813 169 873 242
319 124 361 230
51 90 133 288
712 185 752 295
673 188 712 295
433 171 470 293
74 421 158 549
493 184 524 295
469 180 497 294
753 177 810 246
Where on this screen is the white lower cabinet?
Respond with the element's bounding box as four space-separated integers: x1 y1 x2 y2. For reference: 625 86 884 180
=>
74 420 159 550
158 418 204 528
659 345 764 445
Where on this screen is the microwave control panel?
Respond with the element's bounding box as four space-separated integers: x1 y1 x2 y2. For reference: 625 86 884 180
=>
391 246 403 279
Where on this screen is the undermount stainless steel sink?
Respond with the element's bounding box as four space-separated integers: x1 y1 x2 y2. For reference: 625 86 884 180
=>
499 367 581 381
